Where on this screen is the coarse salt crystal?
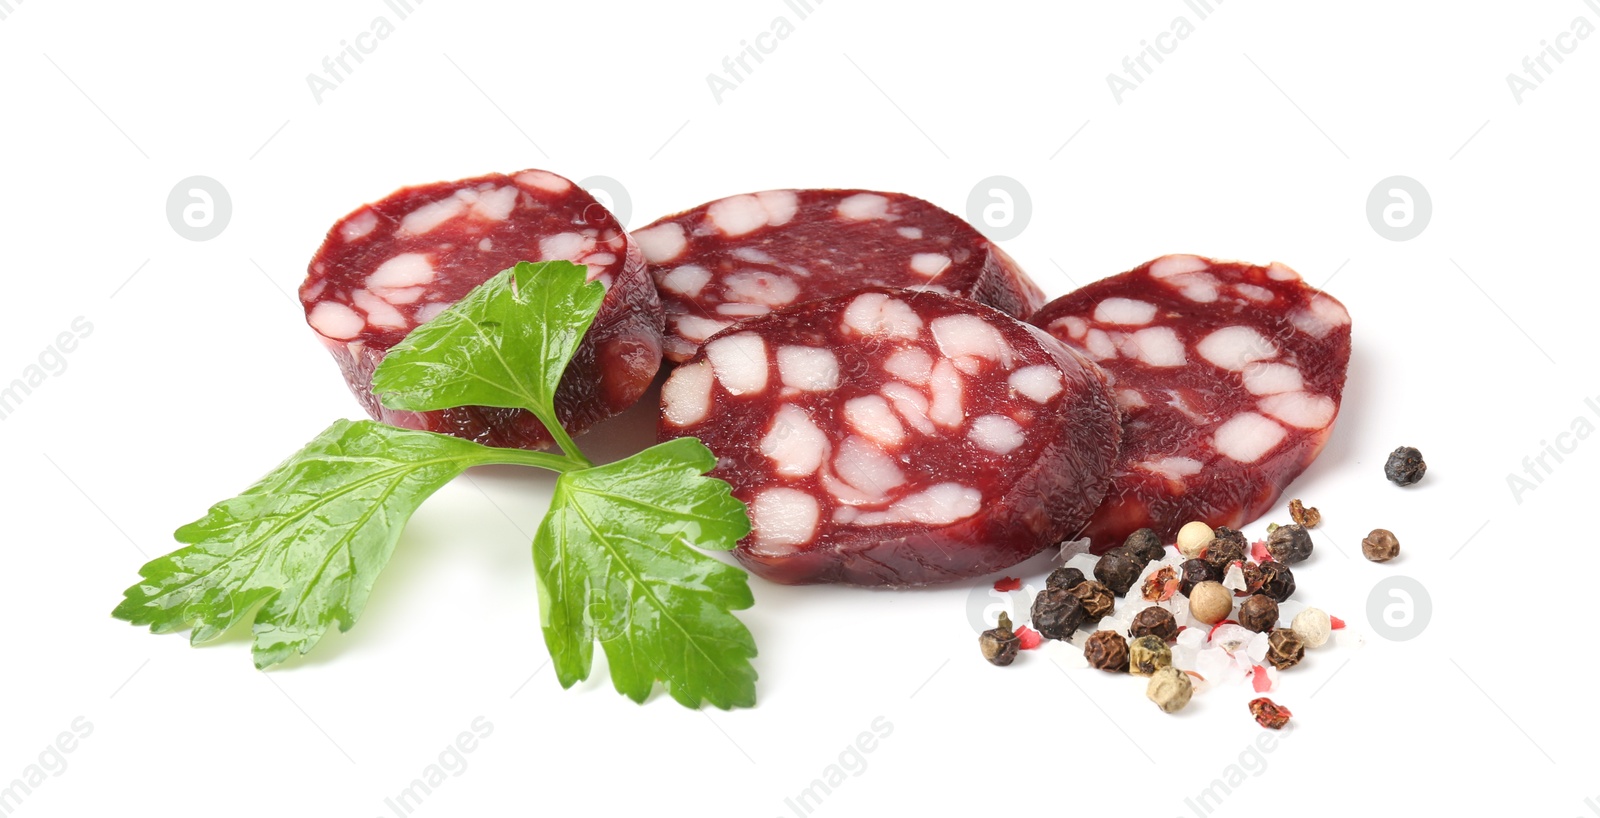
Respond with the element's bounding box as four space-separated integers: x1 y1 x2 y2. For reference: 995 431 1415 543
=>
1247 631 1270 663
1223 563 1248 592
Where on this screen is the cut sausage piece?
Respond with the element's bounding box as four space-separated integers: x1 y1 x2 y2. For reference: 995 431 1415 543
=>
660 288 1120 587
301 169 664 450
635 189 1047 362
1030 255 1352 553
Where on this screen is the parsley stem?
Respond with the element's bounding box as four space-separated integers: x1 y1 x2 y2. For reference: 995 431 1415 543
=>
483 447 587 473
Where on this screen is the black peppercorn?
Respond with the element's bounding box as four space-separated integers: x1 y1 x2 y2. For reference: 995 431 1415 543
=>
1202 537 1245 572
1030 587 1086 641
1122 528 1166 564
1266 523 1313 565
1130 606 1179 642
1238 594 1279 633
1362 528 1400 562
1179 558 1219 596
979 612 1020 666
1094 550 1143 597
1238 561 1264 596
1083 630 1129 673
1384 446 1427 486
1068 580 1115 621
1256 561 1296 602
1265 628 1305 670
1214 526 1248 550
1046 566 1086 592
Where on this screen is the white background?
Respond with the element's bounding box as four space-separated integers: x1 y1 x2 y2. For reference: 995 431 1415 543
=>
2 1 1598 815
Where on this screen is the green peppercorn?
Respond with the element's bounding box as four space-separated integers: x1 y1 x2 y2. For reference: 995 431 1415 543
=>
979 612 1020 666
1128 635 1173 676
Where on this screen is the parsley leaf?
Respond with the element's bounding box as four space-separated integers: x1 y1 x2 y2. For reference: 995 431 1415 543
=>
111 419 563 668
536 437 756 709
371 260 603 462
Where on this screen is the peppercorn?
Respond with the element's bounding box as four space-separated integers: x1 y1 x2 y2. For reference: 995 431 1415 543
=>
979 612 1021 666
1362 528 1400 562
1179 558 1218 595
1256 561 1296 602
1147 666 1193 714
1266 523 1313 565
1265 628 1305 670
1384 445 1427 486
1237 594 1280 633
1083 630 1129 673
1176 521 1214 559
1094 550 1143 596
1030 587 1087 641
1128 634 1172 676
1291 608 1331 648
1130 607 1179 642
1288 498 1321 528
1202 537 1245 572
1188 581 1233 625
1068 580 1115 621
1141 566 1178 601
1046 566 1086 592
1122 528 1166 564
1214 525 1248 550
1239 561 1264 596
1249 697 1293 729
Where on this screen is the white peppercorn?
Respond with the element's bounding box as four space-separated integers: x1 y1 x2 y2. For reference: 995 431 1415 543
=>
1146 666 1193 714
1291 607 1332 648
1176 521 1214 559
1188 581 1233 625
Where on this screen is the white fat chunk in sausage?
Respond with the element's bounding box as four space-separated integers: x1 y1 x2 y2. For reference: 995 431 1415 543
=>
910 253 951 278
1197 326 1278 371
351 289 407 330
833 435 906 498
881 382 936 435
884 348 934 385
1234 283 1275 303
1259 391 1336 429
1008 365 1063 403
717 303 771 317
762 404 828 477
369 253 436 290
835 192 890 221
751 487 819 550
515 170 573 193
854 483 982 526
1289 294 1352 339
897 226 923 239
722 271 800 308
927 359 966 428
1116 389 1148 409
842 292 923 339
1148 255 1209 278
1049 315 1089 340
968 414 1025 454
1213 412 1287 463
705 333 769 395
1093 298 1158 325
674 315 732 343
414 302 450 324
659 264 712 297
340 210 378 241
1266 261 1301 282
540 232 592 262
634 222 688 263
756 190 799 226
661 360 715 427
1121 326 1187 367
1241 362 1304 395
471 186 518 221
397 196 467 236
308 301 365 340
844 395 906 447
1139 456 1204 480
930 315 1015 369
708 194 770 237
778 346 839 392
1083 328 1117 360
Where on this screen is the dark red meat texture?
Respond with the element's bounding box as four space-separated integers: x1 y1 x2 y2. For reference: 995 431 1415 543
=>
1030 255 1351 553
633 189 1046 362
659 288 1120 587
300 169 663 449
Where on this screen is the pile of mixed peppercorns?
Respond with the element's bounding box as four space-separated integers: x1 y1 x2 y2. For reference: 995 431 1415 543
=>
978 446 1427 728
